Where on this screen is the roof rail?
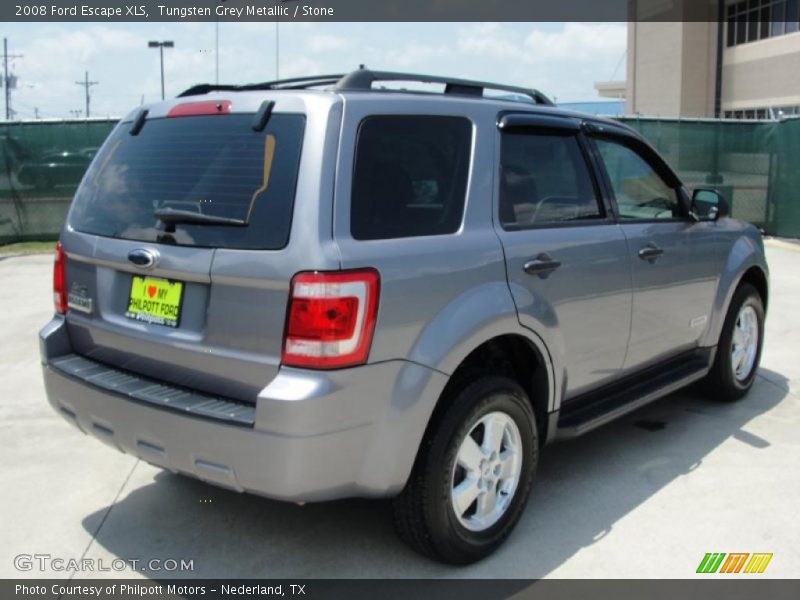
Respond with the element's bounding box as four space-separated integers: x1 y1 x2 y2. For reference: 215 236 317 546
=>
178 74 346 97
178 69 553 105
334 69 554 105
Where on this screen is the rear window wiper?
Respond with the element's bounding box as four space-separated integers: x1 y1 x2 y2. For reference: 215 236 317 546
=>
154 207 247 227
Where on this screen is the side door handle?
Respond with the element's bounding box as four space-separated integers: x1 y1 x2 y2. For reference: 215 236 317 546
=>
523 253 562 277
638 243 664 262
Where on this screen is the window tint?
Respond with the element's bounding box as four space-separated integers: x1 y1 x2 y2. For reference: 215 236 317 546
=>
350 116 471 240
594 138 680 220
499 131 602 229
69 114 305 250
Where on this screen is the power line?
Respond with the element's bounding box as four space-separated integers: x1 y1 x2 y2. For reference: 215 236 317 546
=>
75 71 98 118
609 49 627 82
2 37 24 120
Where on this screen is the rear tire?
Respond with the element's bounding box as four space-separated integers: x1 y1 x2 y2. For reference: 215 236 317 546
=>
392 376 538 564
703 283 764 402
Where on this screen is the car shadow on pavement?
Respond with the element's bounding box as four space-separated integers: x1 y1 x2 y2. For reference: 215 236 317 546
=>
81 369 789 578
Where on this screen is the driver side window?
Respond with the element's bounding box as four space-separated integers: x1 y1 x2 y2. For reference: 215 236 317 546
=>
594 138 680 220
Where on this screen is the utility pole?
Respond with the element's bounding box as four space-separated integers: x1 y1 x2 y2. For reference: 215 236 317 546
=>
75 71 98 118
2 38 23 121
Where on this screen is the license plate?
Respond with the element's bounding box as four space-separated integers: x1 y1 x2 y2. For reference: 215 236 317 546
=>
126 276 184 328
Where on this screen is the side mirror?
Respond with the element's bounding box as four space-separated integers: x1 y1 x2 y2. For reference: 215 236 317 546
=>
692 188 729 221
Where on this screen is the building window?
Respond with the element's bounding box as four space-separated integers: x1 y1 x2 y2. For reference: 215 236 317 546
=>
724 105 800 119
726 0 800 47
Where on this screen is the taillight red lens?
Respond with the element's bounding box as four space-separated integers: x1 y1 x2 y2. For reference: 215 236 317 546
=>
288 297 359 341
53 242 66 314
282 269 380 369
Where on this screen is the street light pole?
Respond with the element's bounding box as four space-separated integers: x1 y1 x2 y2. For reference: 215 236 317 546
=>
216 0 224 83
148 40 174 100
160 45 165 98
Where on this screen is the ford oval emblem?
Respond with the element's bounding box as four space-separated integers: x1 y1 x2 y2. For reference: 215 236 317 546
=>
127 248 159 269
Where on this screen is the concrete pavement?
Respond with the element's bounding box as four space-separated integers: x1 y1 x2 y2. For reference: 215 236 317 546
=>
1 243 798 579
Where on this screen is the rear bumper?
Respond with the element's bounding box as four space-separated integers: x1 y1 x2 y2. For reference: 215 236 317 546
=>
40 316 448 502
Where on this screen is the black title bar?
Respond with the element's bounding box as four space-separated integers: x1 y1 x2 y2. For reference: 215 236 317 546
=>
3 0 766 23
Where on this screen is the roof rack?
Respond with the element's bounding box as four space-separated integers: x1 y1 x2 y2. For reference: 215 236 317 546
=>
178 68 554 106
178 74 346 97
335 70 553 105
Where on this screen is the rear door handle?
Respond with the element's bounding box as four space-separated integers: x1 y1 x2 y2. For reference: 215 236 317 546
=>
638 243 664 261
523 253 561 277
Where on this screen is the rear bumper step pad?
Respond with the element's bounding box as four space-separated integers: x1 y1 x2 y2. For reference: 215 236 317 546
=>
48 353 255 427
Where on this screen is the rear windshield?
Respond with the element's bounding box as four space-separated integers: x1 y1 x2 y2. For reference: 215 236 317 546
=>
68 113 305 250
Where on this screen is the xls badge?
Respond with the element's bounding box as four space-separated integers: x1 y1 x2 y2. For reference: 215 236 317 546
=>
66 282 92 314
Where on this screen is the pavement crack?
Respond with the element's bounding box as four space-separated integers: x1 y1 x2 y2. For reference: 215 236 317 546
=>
756 372 793 396
62 458 140 588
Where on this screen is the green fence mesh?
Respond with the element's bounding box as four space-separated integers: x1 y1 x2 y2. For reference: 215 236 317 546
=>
768 118 800 238
0 119 116 244
619 116 800 236
1 116 799 244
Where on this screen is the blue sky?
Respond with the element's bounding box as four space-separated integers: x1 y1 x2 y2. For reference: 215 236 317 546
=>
2 22 626 119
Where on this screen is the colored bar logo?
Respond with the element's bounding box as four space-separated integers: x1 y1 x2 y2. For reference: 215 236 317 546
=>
697 553 773 574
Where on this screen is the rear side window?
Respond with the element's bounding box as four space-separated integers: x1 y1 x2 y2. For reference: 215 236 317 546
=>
69 113 305 250
350 115 472 240
499 131 602 229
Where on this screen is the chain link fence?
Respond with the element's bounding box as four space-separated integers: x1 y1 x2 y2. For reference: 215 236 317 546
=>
1 116 799 244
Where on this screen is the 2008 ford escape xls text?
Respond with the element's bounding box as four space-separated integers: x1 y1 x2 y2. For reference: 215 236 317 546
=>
40 70 769 564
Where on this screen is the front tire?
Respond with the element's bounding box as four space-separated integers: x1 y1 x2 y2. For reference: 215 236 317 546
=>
392 376 538 564
703 283 765 402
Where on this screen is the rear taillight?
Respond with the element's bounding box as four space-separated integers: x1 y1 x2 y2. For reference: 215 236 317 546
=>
282 269 380 369
53 242 66 314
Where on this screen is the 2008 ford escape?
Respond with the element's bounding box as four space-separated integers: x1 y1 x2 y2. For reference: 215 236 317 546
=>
40 70 769 564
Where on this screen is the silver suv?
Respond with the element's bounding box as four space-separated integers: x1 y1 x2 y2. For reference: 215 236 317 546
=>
40 70 769 564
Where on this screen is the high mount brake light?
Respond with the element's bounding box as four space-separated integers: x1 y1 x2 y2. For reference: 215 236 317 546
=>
166 100 232 118
282 270 380 369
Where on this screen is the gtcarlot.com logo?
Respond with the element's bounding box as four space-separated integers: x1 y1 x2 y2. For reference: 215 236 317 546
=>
697 552 773 574
14 554 194 573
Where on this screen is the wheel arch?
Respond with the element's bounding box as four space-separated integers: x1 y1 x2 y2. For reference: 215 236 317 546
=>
738 264 768 310
421 333 555 454
701 235 769 348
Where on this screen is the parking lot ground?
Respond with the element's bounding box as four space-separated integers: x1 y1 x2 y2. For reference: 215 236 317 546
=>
1 243 798 579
